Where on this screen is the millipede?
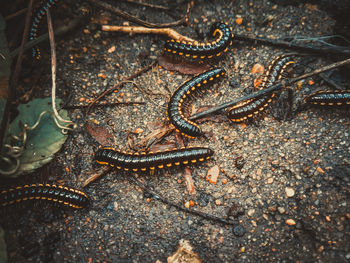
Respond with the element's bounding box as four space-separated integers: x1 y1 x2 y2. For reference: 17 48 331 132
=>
167 68 226 138
95 147 214 172
0 183 89 209
163 22 233 62
305 90 350 107
227 54 296 123
29 0 59 59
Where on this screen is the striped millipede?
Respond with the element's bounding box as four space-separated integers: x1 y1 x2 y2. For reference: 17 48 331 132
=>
95 147 214 172
0 184 89 209
29 0 59 59
163 22 233 62
227 54 296 122
167 68 226 138
305 90 350 107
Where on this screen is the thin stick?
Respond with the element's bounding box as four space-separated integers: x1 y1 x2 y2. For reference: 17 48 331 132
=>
130 175 236 225
47 10 75 130
101 25 195 42
85 61 156 115
83 166 112 187
234 34 350 56
189 57 350 121
123 0 170 11
5 8 27 20
0 0 33 154
62 101 145 110
88 0 192 28
10 16 86 58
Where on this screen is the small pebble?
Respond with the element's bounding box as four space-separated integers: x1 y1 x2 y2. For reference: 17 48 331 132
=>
277 207 285 214
285 219 296 226
266 177 274 184
285 187 295 197
317 167 325 174
234 156 245 170
233 225 246 237
247 209 255 217
215 199 222 206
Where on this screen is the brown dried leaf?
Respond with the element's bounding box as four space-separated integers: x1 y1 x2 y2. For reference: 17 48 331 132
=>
137 125 173 149
206 165 220 185
167 240 202 263
147 120 166 130
251 63 264 75
251 63 264 88
149 141 176 153
85 123 114 146
158 55 209 75
183 167 196 195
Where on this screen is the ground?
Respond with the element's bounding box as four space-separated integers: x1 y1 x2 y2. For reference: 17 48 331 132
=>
1 0 350 262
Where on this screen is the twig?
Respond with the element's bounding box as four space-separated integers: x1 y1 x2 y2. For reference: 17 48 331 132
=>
174 132 196 195
123 0 170 11
101 25 195 42
0 0 33 155
85 61 156 115
285 35 350 49
87 0 192 28
10 15 87 58
5 8 27 20
130 175 236 226
189 57 350 121
83 166 112 187
63 101 145 110
300 62 345 90
47 10 76 132
318 72 344 90
234 34 350 56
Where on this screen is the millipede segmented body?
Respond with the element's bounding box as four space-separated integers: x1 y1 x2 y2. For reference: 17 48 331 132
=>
95 147 214 172
164 22 233 61
305 90 350 107
167 68 226 138
29 0 59 59
227 54 295 122
0 184 89 209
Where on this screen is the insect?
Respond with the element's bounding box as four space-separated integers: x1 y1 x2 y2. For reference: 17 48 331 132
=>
167 68 226 138
163 22 233 62
29 0 59 59
95 147 214 172
227 54 295 122
305 90 350 107
0 183 89 209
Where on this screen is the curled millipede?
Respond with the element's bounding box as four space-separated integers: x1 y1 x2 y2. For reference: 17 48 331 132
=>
167 68 226 138
163 22 233 62
227 54 295 123
29 0 59 59
95 147 214 172
0 184 89 209
305 90 350 107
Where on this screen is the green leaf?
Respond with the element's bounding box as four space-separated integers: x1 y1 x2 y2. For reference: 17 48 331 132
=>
0 227 7 263
2 98 69 177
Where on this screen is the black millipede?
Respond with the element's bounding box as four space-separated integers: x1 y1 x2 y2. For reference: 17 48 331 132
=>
167 68 226 138
0 184 89 209
29 0 59 59
163 22 233 62
305 90 350 107
95 147 214 172
227 54 296 122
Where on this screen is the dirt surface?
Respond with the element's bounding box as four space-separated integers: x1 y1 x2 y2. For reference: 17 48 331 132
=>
1 0 350 262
